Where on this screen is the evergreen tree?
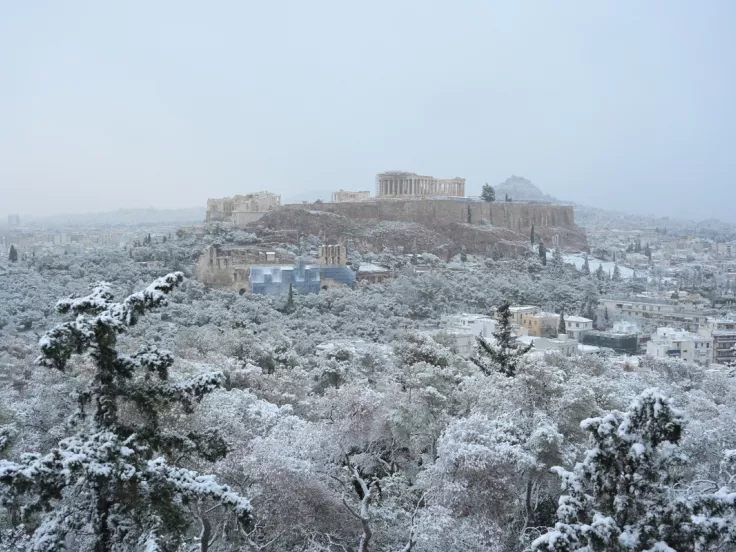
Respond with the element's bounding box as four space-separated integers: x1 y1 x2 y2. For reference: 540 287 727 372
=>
8 245 18 263
533 389 736 551
467 204 472 224
595 263 606 280
612 263 622 282
550 248 565 278
584 302 598 327
472 302 532 377
287 282 294 309
530 225 535 245
603 306 610 327
481 183 495 202
581 254 590 276
460 245 468 262
0 274 251 551
557 307 566 335
644 243 652 262
538 242 547 266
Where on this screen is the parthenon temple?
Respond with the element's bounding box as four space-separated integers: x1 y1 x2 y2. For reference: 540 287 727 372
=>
376 172 465 198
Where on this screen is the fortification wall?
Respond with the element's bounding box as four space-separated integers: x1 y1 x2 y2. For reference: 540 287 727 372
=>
284 199 578 234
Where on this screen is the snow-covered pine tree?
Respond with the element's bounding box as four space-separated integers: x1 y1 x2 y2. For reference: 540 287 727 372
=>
8 245 18 263
532 389 736 551
481 183 496 202
539 243 547 266
473 302 531 377
550 248 565 279
0 273 251 552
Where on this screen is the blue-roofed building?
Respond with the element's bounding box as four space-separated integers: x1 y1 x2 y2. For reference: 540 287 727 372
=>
320 265 356 288
250 259 321 296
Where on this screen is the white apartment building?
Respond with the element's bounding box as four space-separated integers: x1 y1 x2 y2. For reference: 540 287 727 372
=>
699 318 736 366
716 242 736 257
434 313 497 358
520 334 578 357
646 327 713 366
565 316 593 340
602 298 712 331
442 313 496 338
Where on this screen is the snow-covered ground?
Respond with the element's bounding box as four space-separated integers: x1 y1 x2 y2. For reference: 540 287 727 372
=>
563 253 636 279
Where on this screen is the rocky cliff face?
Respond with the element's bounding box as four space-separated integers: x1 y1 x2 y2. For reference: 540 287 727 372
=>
250 199 588 256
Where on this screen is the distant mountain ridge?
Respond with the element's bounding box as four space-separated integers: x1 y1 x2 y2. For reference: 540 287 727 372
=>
26 207 206 227
493 176 735 233
493 175 561 203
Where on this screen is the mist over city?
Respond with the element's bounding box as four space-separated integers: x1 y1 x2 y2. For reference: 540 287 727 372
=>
1 2 736 552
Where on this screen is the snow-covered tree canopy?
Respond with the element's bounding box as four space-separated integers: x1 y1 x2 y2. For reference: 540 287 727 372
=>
1 273 251 552
1 230 734 552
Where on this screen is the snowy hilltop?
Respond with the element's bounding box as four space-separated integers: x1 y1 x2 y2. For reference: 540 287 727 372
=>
494 175 560 203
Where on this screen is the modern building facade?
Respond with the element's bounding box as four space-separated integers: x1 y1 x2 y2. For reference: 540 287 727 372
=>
601 297 714 331
582 331 640 355
700 319 736 366
250 259 321 296
376 172 465 198
646 327 713 366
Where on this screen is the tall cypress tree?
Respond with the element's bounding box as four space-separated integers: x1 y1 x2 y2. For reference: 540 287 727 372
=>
581 254 590 276
8 245 18 262
612 263 622 282
0 273 251 551
530 225 535 245
558 307 566 335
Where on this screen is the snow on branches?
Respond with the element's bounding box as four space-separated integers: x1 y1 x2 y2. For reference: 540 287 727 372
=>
0 274 252 551
532 389 736 551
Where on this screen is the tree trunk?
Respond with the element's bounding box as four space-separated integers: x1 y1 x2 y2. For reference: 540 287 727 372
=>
94 491 111 552
200 516 212 552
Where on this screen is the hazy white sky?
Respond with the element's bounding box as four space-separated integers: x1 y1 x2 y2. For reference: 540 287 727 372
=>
1 1 734 221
